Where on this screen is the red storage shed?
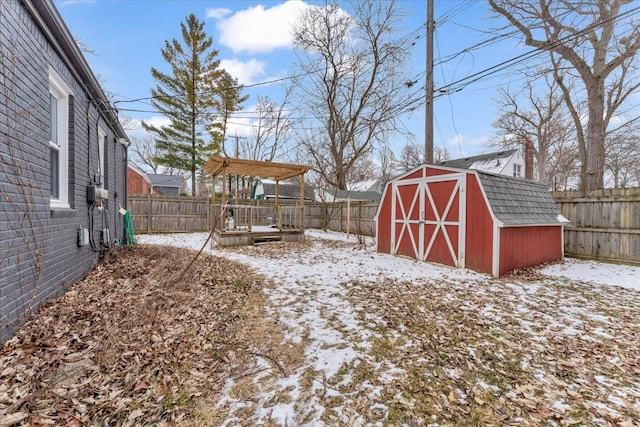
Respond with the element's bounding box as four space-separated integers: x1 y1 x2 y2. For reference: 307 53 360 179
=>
375 164 567 276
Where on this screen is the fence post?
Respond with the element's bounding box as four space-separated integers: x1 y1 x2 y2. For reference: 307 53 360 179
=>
323 203 327 230
206 197 210 228
358 201 362 235
346 199 351 237
147 194 152 233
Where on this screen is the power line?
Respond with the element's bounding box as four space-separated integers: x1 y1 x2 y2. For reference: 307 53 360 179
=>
433 4 640 97
119 3 640 141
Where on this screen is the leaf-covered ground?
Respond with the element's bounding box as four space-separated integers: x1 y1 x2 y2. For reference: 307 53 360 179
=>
0 246 296 426
1 232 639 426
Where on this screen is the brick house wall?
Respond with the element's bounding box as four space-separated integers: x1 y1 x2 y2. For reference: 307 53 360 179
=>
0 0 128 342
128 166 151 194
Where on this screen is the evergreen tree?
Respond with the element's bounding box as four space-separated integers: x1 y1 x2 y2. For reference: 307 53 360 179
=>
211 71 249 156
143 14 245 195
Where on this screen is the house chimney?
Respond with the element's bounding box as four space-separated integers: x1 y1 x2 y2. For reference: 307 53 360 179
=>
524 138 534 180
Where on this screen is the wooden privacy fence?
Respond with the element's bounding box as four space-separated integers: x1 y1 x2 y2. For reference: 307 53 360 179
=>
306 201 378 236
129 190 639 264
129 195 213 233
128 195 378 236
553 188 640 264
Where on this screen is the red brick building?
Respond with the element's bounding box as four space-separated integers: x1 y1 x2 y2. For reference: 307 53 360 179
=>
127 165 151 195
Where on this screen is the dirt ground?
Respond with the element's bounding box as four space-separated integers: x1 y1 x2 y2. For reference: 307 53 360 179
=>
1 237 639 426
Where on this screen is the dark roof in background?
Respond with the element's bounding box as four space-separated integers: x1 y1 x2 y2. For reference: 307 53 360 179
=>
329 189 382 201
148 174 182 188
439 149 517 169
477 172 563 226
26 0 128 141
262 182 315 200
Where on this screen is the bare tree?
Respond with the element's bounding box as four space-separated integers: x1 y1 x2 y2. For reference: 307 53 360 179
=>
606 134 640 188
240 93 292 162
346 156 377 183
378 144 397 182
492 70 575 185
128 134 162 173
291 0 411 190
489 0 640 191
397 142 448 172
398 142 424 172
128 133 188 187
434 146 449 164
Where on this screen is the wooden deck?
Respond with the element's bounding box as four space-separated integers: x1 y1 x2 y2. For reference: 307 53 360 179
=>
213 226 305 247
212 205 306 247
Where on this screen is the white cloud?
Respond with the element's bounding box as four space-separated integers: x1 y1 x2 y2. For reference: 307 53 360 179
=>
446 134 491 156
225 117 253 140
146 115 172 129
216 0 310 54
205 7 231 20
219 58 266 85
124 116 171 139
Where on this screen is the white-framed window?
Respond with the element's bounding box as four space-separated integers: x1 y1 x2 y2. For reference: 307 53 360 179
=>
49 67 73 208
98 126 106 188
513 163 522 178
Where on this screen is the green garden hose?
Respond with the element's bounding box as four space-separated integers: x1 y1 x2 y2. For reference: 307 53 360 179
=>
123 209 135 247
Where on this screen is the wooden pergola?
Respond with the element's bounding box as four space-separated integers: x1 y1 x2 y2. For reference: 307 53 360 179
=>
205 155 312 207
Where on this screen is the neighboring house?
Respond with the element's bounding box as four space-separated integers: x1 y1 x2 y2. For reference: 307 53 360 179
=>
252 178 315 201
438 149 528 179
147 173 183 195
0 1 129 341
316 178 384 202
127 165 152 194
316 188 382 202
348 179 385 193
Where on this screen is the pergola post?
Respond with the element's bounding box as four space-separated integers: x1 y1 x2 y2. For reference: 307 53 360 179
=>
299 173 305 229
275 180 280 229
221 169 227 206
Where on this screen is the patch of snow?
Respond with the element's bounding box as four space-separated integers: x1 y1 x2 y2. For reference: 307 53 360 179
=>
591 328 614 339
476 380 501 392
608 394 627 406
469 159 506 174
595 375 613 386
539 258 640 291
551 400 571 413
135 230 640 425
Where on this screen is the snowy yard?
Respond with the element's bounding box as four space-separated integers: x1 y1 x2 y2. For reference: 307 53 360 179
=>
1 230 639 426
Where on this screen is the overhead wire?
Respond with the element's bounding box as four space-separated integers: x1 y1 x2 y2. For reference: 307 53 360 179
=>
435 27 463 156
116 4 640 142
433 4 640 97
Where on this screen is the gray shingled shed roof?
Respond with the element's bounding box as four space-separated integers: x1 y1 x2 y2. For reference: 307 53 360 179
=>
439 149 517 169
477 171 563 226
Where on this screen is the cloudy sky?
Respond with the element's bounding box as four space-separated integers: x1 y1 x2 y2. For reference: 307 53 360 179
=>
55 0 545 163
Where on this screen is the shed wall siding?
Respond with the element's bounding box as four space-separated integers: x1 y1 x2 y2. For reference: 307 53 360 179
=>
0 0 127 342
464 174 494 274
498 226 562 276
376 186 392 253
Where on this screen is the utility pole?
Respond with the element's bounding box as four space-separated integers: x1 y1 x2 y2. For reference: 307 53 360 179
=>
425 0 434 164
